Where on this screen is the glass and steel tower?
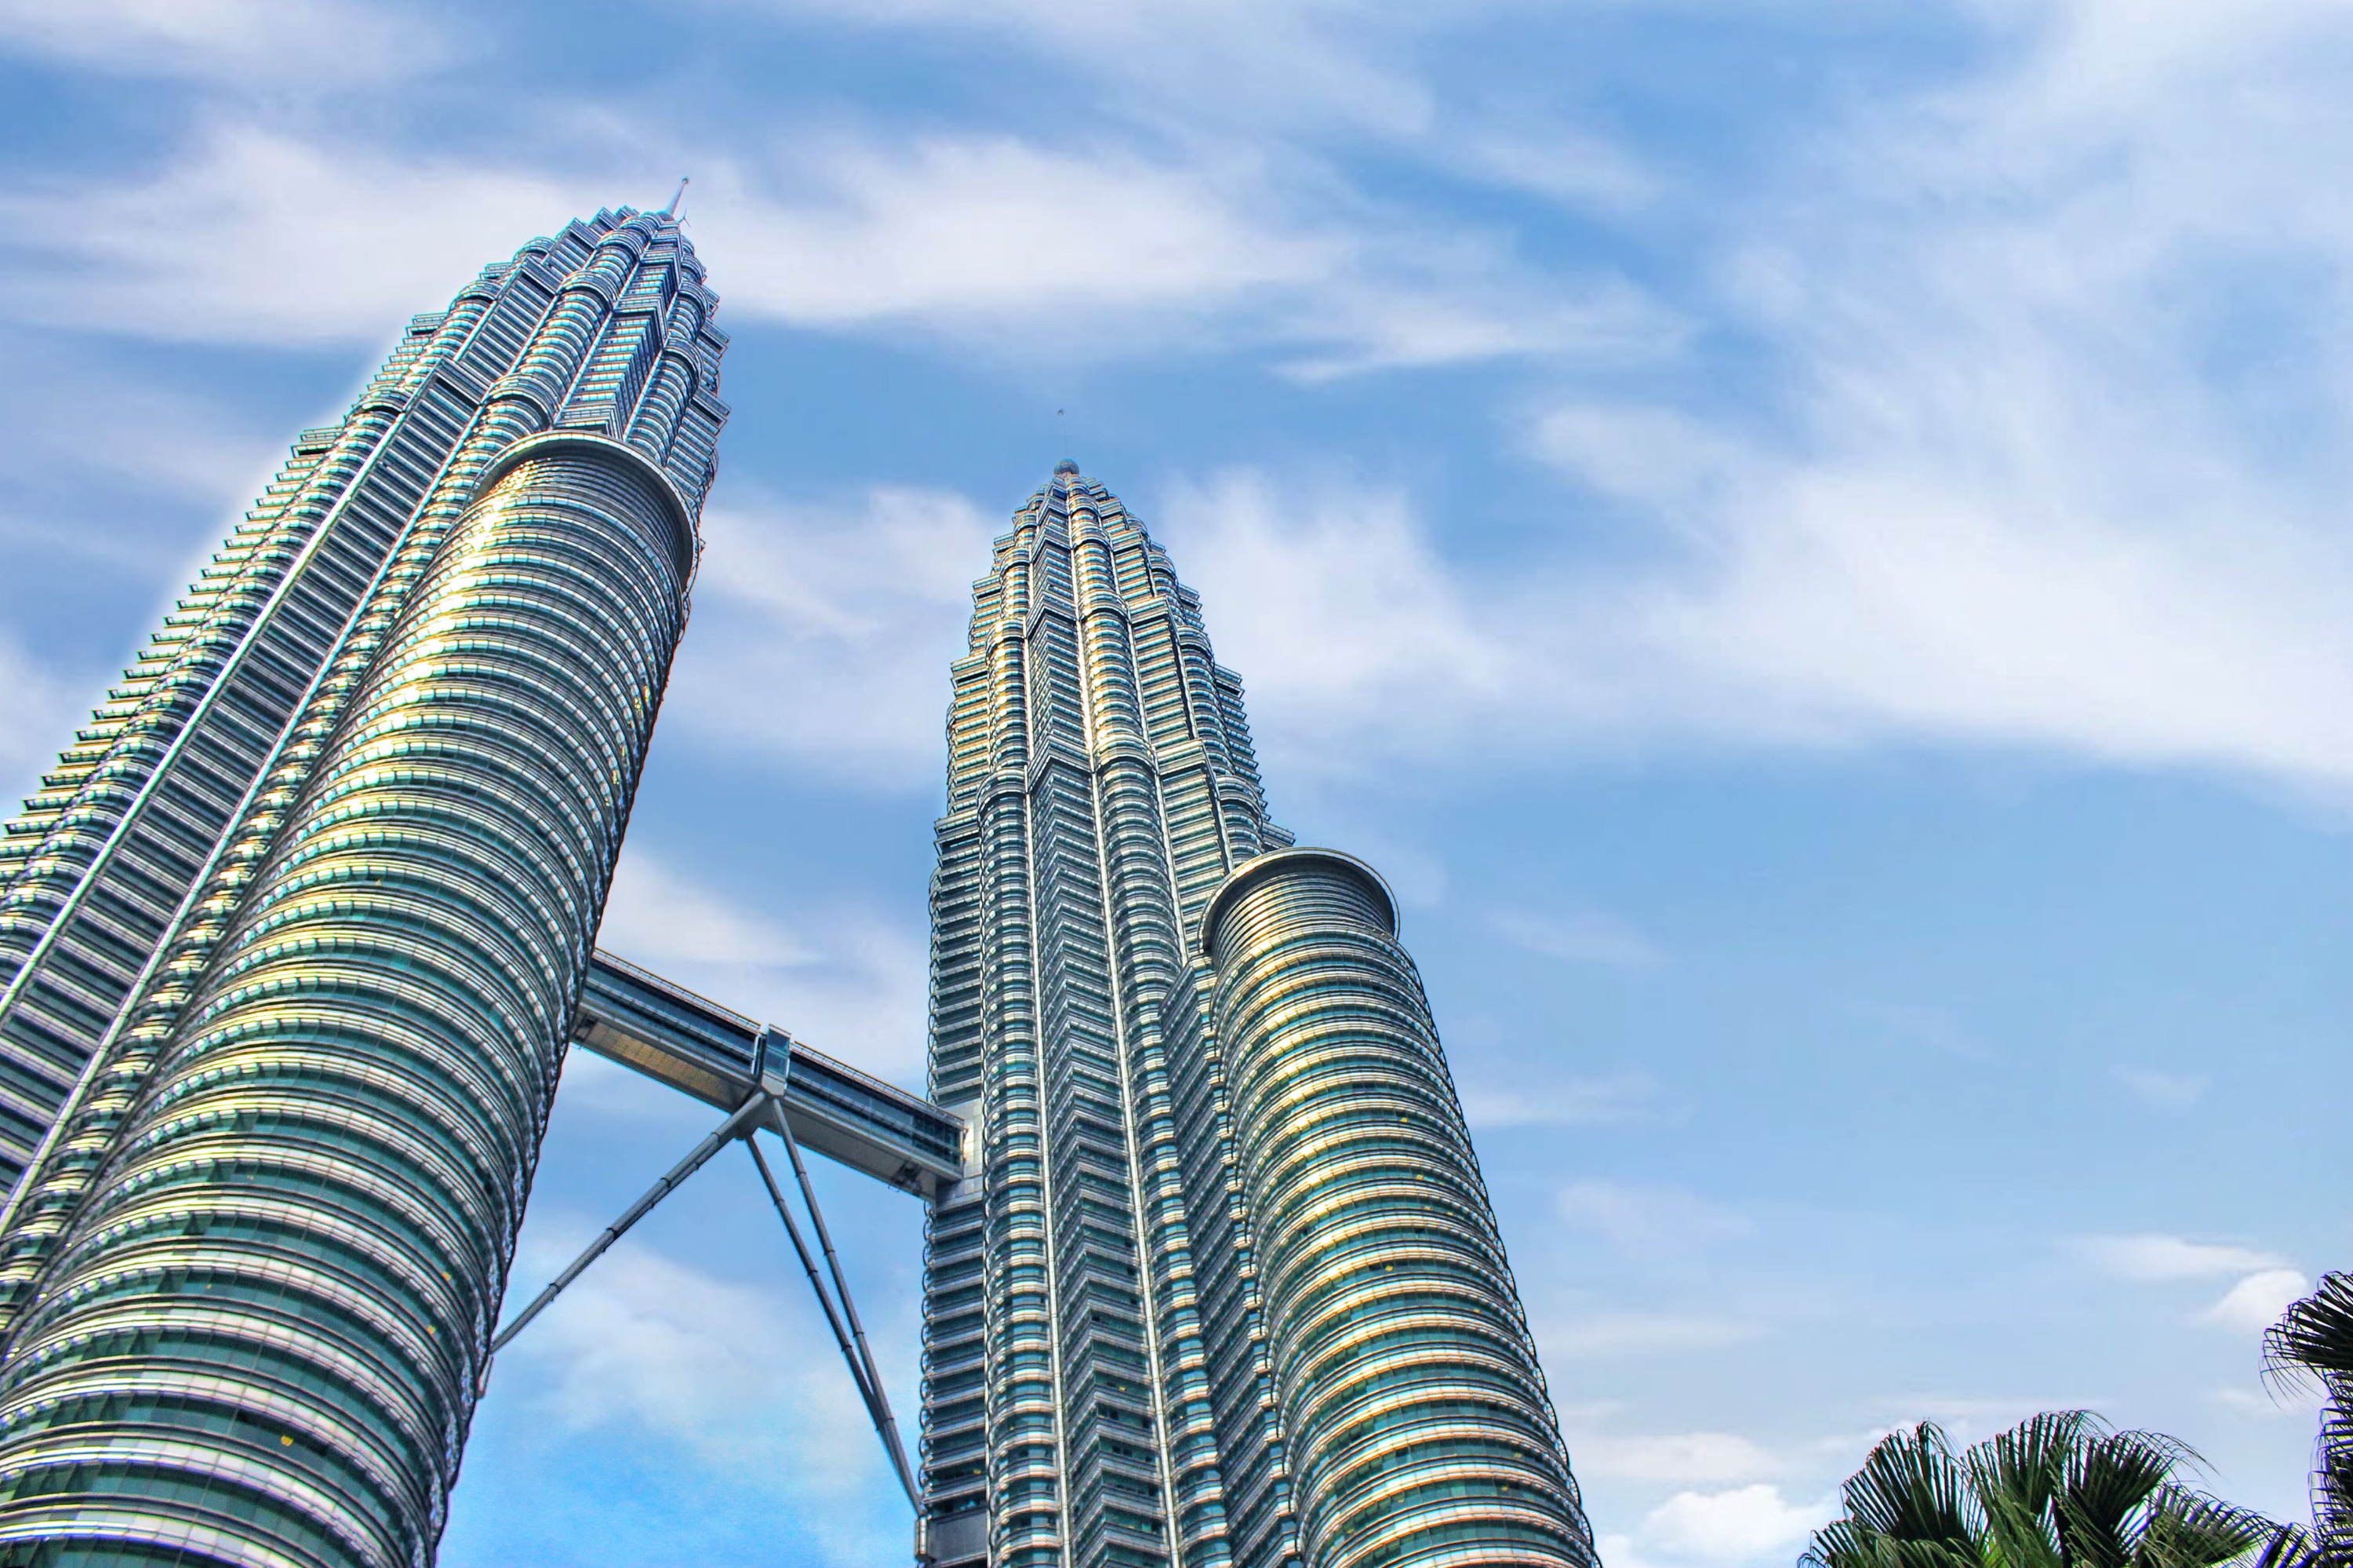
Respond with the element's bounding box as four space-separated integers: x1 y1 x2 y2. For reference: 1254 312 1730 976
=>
0 203 728 1565
919 464 1594 1568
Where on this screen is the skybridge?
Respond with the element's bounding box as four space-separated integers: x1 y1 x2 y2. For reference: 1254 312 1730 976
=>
483 947 967 1516
574 948 964 1196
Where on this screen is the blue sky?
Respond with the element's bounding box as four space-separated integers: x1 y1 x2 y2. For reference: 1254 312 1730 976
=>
2 1 2350 1564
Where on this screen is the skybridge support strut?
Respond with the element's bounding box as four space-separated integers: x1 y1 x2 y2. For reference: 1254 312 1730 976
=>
480 1089 921 1512
748 1135 919 1508
488 1093 772 1366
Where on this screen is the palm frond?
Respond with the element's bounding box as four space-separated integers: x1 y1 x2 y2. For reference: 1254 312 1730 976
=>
2269 1276 2353 1395
2313 1405 2353 1563
2129 1487 2277 1568
1815 1413 2292 1568
1969 1413 2093 1568
1842 1424 1979 1548
2057 1427 2200 1568
2272 1279 2353 1557
1803 1519 1983 1568
1805 1518 1890 1568
2244 1522 2325 1568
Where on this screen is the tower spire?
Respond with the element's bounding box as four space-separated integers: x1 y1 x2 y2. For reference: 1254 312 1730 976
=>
663 176 689 216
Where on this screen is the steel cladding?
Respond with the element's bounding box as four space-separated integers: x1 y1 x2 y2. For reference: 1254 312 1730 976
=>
0 208 725 1566
0 202 1591 1568
919 467 1595 1568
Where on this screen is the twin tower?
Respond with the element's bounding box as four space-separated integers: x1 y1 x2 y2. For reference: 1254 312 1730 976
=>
0 208 1595 1567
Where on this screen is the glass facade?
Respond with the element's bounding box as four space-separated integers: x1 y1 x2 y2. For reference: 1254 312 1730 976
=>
919 466 1594 1568
0 208 1587 1568
0 209 726 1565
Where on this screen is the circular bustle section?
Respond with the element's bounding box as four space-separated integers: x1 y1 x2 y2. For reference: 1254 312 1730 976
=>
1204 849 1595 1568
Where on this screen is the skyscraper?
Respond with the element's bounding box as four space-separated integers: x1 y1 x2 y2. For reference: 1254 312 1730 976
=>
919 464 1594 1568
0 204 727 1565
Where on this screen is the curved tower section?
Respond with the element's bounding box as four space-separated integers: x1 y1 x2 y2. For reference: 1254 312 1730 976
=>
1202 850 1590 1568
0 210 726 1566
919 464 1591 1568
0 205 728 1202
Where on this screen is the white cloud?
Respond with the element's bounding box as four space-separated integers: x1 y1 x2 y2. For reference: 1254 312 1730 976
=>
551 1048 720 1130
1278 268 1672 383
1574 1431 1781 1486
602 851 813 970
1457 1068 1670 1130
2111 1065 2210 1111
510 1239 806 1442
1540 1312 1766 1359
0 634 75 792
695 136 1333 333
2075 1235 2309 1337
665 486 994 787
0 126 587 346
1492 907 1663 970
686 132 1675 373
0 115 1663 379
595 849 928 1085
0 331 293 518
1607 1483 1839 1568
2078 1233 2285 1282
1556 1181 1751 1260
2215 1381 2324 1420
495 1231 901 1563
1453 120 1664 213
1158 467 1520 762
722 0 1456 137
2202 1268 2311 1335
1144 0 2353 795
1847 1001 1988 1061
0 0 455 84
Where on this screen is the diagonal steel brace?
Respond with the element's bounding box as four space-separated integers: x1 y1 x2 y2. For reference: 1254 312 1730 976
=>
486 1093 769 1368
478 1088 921 1514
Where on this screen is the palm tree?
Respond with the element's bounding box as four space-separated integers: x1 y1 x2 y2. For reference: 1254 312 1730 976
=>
1802 1412 2276 1568
2264 1272 2353 1566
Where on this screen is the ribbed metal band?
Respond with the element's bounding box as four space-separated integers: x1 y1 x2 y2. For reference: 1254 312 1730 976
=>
1205 850 1595 1568
0 441 694 1567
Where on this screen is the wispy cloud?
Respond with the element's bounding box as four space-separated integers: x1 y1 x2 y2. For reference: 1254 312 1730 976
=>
2077 1233 2285 1282
664 485 993 787
696 135 1336 335
0 113 1667 381
0 329 293 523
1492 907 1664 970
0 633 75 789
0 0 459 85
495 1231 903 1563
1540 1311 1766 1359
2201 1268 2310 1336
1457 1068 1671 1130
602 851 814 970
683 129 1673 373
722 0 1464 137
0 126 587 347
1573 1430 1781 1486
1602 1483 1840 1568
2111 1065 2209 1111
1451 118 1664 214
1556 1181 1751 1261
2075 1232 2308 1338
1143 0 2353 795
598 849 927 1082
2215 1381 2324 1420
